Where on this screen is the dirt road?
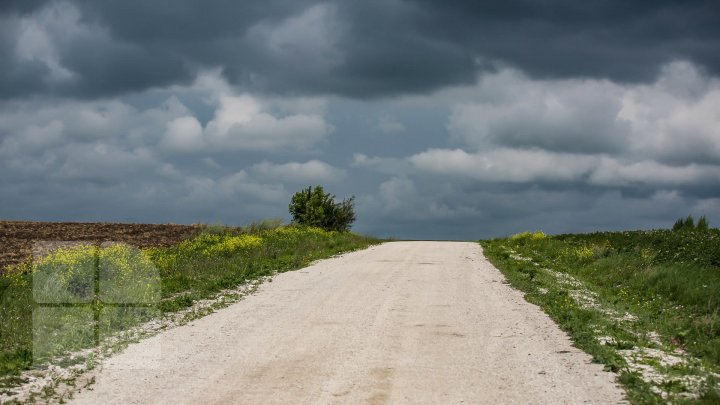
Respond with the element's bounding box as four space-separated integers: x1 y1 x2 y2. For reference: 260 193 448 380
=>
70 242 625 404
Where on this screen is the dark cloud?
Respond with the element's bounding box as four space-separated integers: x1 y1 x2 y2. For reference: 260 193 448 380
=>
59 41 194 98
1 0 719 99
0 0 49 15
77 0 312 42
412 0 720 81
0 18 45 98
1 1 719 240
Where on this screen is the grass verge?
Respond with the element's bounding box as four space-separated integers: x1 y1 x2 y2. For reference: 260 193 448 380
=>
481 229 720 404
0 224 380 402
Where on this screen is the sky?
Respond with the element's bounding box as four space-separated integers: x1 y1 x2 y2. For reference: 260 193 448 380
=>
1 0 719 240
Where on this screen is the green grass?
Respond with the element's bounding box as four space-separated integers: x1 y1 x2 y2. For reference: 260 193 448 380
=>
481 228 720 404
0 224 380 389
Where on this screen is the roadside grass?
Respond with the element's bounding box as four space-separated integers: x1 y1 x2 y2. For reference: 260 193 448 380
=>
481 229 720 404
0 224 379 397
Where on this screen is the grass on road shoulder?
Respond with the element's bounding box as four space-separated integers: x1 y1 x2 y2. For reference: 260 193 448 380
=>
481 229 720 404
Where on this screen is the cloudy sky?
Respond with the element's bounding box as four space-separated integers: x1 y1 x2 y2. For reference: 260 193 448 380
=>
1 0 719 239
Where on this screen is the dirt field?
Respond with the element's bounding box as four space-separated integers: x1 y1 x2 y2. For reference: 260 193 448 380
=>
0 220 199 271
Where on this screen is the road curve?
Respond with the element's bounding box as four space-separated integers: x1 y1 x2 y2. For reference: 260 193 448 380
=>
70 241 625 404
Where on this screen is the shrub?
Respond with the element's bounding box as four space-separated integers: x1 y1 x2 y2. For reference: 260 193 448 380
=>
289 186 356 232
573 245 593 260
531 231 547 240
510 231 547 241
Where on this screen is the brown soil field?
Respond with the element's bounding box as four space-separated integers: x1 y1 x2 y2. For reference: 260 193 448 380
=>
0 220 199 272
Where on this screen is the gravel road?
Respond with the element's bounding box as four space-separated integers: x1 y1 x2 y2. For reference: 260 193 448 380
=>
70 241 625 404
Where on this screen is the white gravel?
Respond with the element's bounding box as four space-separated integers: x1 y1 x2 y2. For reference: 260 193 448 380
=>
68 241 625 404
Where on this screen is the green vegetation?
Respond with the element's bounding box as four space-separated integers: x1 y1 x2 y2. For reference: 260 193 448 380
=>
673 215 710 233
0 224 379 389
289 185 356 232
481 227 720 403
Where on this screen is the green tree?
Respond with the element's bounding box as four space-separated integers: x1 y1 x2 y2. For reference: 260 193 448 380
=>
697 215 709 231
289 186 356 232
672 215 711 232
684 215 695 230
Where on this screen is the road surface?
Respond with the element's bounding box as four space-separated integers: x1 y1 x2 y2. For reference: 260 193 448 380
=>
70 241 625 404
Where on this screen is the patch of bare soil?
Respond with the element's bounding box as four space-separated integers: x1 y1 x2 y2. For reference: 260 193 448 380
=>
0 220 199 271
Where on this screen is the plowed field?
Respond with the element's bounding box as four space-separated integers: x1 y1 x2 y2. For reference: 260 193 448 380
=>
0 221 199 271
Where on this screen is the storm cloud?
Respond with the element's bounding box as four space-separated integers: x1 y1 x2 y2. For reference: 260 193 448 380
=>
2 0 720 99
1 0 719 239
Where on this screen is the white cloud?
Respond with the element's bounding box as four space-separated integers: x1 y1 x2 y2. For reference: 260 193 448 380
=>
408 147 720 188
164 171 288 211
249 160 344 183
248 4 343 72
160 116 204 152
692 198 720 219
654 60 709 100
160 73 331 153
589 158 720 187
409 148 597 183
14 2 79 83
352 153 409 175
57 145 172 181
267 96 328 115
363 60 719 194
0 70 330 157
357 176 479 226
620 61 720 164
16 120 65 150
442 60 720 166
213 171 288 204
64 102 137 141
0 96 187 152
352 153 384 166
203 94 329 152
376 114 405 134
448 70 631 154
377 177 416 210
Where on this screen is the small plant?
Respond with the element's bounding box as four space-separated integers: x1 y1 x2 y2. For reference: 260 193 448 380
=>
289 185 356 232
509 231 547 241
530 231 547 240
573 245 593 260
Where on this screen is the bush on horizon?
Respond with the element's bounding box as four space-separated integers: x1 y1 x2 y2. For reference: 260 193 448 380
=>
288 185 356 232
672 214 709 232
